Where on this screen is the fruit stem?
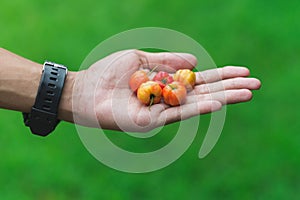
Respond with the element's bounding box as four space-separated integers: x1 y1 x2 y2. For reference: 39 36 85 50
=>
149 94 155 111
168 84 176 90
147 65 159 76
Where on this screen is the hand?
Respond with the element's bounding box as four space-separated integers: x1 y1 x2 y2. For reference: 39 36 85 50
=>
63 50 261 132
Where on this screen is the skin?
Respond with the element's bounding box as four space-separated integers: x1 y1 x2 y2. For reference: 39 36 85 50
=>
0 48 261 133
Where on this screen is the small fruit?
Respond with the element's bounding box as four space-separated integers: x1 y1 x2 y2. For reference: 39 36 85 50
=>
137 81 162 105
173 69 196 91
162 82 187 106
129 70 149 92
152 71 174 89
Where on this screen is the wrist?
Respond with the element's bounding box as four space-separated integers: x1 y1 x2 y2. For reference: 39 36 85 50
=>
57 71 77 123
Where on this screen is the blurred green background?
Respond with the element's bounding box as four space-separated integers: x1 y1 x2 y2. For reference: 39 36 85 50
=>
0 0 300 199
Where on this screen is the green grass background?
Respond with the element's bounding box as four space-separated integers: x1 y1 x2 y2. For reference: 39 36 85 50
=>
0 0 300 199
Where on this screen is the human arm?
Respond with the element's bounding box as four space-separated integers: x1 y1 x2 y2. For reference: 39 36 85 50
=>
0 48 75 121
0 48 261 133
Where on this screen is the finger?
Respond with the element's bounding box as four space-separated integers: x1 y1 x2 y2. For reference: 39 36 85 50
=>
158 100 222 125
194 77 261 94
136 50 197 72
186 89 253 105
196 66 250 84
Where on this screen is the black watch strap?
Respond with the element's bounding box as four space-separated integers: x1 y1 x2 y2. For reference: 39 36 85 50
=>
23 61 68 136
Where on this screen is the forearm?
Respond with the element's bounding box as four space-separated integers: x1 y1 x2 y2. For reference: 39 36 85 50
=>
0 48 75 123
0 48 42 113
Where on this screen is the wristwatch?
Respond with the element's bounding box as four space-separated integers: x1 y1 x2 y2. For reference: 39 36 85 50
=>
23 61 68 136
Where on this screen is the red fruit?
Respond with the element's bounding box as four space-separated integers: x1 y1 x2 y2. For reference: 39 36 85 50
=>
162 81 187 106
129 70 149 92
152 71 174 89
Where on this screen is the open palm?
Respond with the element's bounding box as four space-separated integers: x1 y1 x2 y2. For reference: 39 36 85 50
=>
71 50 261 132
